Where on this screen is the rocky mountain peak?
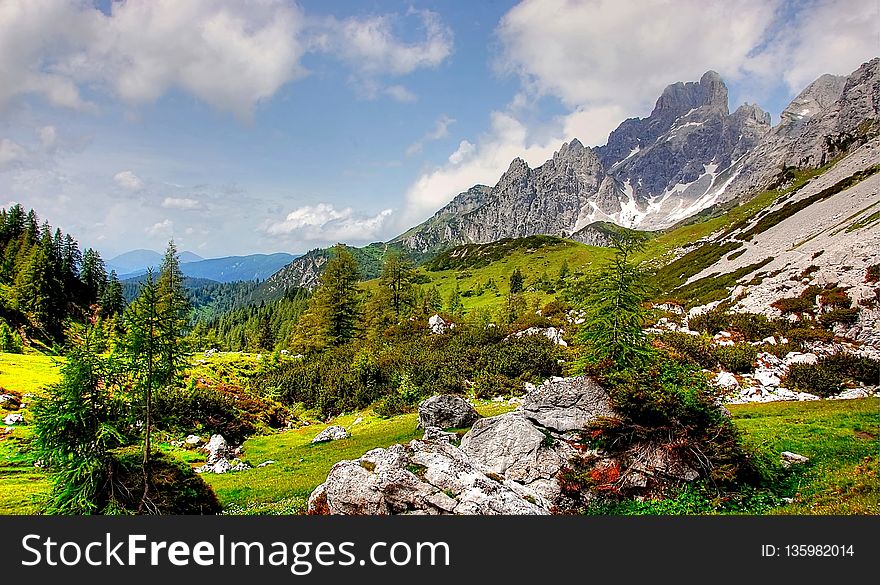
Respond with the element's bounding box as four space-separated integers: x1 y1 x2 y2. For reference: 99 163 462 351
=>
732 102 771 127
651 69 729 119
780 73 847 125
554 138 586 161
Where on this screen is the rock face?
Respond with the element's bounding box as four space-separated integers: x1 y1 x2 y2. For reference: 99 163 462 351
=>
308 440 548 515
521 376 615 432
417 394 479 430
311 425 350 443
202 434 229 463
310 376 705 515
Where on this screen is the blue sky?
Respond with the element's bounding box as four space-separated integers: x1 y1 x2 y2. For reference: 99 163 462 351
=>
0 0 876 260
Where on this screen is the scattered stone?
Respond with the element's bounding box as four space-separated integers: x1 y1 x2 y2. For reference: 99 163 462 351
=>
417 395 479 430
712 371 740 391
202 434 229 463
428 314 448 334
510 326 568 346
754 369 781 387
184 434 204 447
311 425 350 443
258 460 275 468
3 413 24 425
352 417 364 426
781 451 810 468
196 458 232 474
204 348 218 357
230 461 251 472
0 394 20 409
832 387 873 400
422 426 458 443
783 352 819 366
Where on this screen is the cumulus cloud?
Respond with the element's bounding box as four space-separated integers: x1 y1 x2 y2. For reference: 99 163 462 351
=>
113 170 144 190
146 218 174 237
161 197 202 210
0 1 453 116
406 115 456 157
315 8 454 102
0 139 29 172
264 203 393 243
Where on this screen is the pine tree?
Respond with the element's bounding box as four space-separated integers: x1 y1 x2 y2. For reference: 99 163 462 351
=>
0 319 22 353
155 240 191 381
32 319 122 514
447 282 463 317
307 245 362 346
575 232 652 370
80 248 108 305
509 267 524 294
13 247 64 336
101 270 125 316
379 251 415 316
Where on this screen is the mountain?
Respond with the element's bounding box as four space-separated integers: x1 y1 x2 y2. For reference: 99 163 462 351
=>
108 249 203 275
262 58 879 292
117 252 298 283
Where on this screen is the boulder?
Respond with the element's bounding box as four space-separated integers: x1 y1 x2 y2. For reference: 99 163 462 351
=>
417 395 479 430
3 413 24 425
428 314 448 334
712 371 739 391
311 425 350 443
184 434 204 447
510 327 568 346
422 426 458 443
196 458 232 474
307 440 548 515
784 352 819 366
202 434 229 463
781 451 810 468
521 376 616 432
0 394 20 409
460 412 576 503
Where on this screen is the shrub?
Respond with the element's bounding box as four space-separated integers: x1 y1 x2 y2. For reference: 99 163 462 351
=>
786 327 834 343
866 263 880 284
688 310 728 335
100 447 221 514
713 344 758 373
819 287 852 309
725 313 776 341
784 354 880 397
472 371 521 399
0 319 22 353
819 307 860 327
659 332 715 369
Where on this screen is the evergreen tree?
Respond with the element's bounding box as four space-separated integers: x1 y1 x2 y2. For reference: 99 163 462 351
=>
379 251 415 316
80 248 108 305
575 232 652 370
447 282 463 317
307 245 362 346
509 267 524 294
0 319 22 353
32 319 122 514
13 247 64 336
101 270 125 316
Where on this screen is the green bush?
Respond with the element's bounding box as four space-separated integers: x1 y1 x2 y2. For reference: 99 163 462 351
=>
472 371 521 399
725 313 776 341
687 310 728 335
713 344 758 373
786 327 834 343
100 447 221 515
819 307 860 327
659 332 715 369
784 354 880 397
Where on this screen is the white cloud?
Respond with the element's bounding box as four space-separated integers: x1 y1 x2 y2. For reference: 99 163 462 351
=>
496 0 781 113
384 85 418 103
264 203 393 243
113 170 144 190
146 218 174 237
161 197 202 210
0 139 29 171
315 9 454 102
38 126 58 151
0 1 455 116
400 111 564 226
406 115 456 156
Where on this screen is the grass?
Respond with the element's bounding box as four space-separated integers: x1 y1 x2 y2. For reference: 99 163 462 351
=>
731 398 879 515
0 352 62 396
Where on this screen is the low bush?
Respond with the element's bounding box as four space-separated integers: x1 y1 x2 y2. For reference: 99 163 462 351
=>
784 354 880 397
99 447 221 515
713 344 758 373
785 327 834 343
688 310 728 335
472 371 521 399
659 332 715 369
725 313 776 341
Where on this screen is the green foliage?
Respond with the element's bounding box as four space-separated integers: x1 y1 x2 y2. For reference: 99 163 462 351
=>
425 235 570 271
784 354 880 397
659 332 716 368
32 322 124 514
472 371 520 399
575 233 653 371
714 344 758 374
0 318 22 352
102 447 221 515
509 267 524 294
819 307 860 327
299 245 363 348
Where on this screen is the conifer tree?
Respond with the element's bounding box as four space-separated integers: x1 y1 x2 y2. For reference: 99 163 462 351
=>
307 245 362 346
575 232 652 370
379 251 415 316
509 267 524 294
101 270 125 316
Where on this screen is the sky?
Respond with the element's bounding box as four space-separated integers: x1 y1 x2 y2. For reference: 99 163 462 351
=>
0 0 877 260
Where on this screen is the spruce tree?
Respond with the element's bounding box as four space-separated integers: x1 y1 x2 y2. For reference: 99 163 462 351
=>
101 270 125 316
80 248 108 305
379 251 415 316
575 232 652 371
509 267 524 294
309 245 362 346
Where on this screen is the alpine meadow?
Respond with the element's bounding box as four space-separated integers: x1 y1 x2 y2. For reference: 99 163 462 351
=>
0 0 877 518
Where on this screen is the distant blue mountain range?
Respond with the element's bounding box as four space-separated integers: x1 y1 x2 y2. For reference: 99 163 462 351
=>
109 250 299 283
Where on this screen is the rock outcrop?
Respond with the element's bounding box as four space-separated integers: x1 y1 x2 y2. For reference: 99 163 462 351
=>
309 376 703 515
417 394 479 429
311 425 350 443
